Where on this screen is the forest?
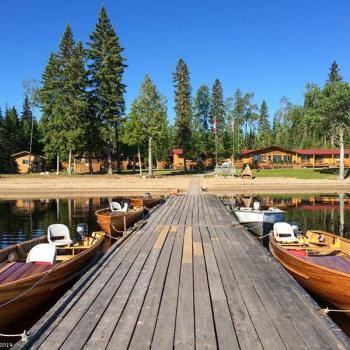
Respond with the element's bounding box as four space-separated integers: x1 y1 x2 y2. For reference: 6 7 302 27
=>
1 6 350 176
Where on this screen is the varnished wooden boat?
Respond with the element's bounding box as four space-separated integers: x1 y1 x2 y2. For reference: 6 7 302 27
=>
95 207 144 236
130 196 162 209
269 229 350 314
0 231 104 328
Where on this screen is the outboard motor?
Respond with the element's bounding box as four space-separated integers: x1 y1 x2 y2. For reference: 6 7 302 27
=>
145 192 151 198
76 223 88 242
253 201 260 211
289 221 300 235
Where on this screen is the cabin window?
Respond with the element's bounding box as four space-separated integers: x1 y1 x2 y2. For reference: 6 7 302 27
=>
300 155 308 163
253 154 261 162
315 155 323 163
22 160 29 165
273 155 282 163
283 155 291 162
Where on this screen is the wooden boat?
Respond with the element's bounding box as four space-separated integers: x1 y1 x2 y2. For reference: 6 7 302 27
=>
269 227 350 314
130 195 162 209
0 231 104 328
95 207 144 236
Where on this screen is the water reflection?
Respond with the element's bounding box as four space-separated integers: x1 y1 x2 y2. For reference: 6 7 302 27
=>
0 197 126 248
223 193 350 237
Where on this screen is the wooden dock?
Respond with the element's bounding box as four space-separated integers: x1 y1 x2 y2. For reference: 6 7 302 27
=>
15 194 350 349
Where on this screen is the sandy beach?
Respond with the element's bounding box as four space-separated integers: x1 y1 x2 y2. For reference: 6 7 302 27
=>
0 173 350 199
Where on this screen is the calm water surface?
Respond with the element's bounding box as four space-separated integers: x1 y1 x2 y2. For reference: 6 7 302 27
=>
223 193 350 237
0 197 129 248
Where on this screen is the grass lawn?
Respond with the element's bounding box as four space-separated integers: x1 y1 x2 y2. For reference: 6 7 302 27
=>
251 168 340 179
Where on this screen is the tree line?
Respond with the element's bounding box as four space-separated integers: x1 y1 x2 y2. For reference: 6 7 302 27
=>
1 6 350 178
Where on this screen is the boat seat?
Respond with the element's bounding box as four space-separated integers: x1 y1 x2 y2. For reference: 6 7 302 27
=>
48 224 73 246
110 202 122 211
273 222 299 244
26 243 56 264
110 202 129 213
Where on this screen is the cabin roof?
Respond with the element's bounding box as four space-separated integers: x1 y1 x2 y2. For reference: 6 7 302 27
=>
10 151 46 159
172 148 183 155
241 146 296 156
295 149 350 155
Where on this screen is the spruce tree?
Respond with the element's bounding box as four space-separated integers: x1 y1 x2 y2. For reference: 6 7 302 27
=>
257 100 271 147
173 59 192 171
192 85 211 158
123 75 168 177
327 61 342 84
20 95 33 151
87 5 127 174
211 79 225 164
38 52 62 172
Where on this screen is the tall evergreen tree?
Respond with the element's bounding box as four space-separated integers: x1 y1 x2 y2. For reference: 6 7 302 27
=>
173 58 192 171
87 5 127 174
211 79 225 164
192 85 211 158
327 61 342 85
20 95 33 151
38 52 62 172
257 100 271 147
123 75 168 177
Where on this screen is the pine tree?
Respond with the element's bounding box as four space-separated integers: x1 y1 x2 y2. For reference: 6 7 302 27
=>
38 52 62 172
123 75 168 177
192 85 211 158
20 95 33 151
257 100 271 147
211 79 225 164
327 61 342 85
173 59 192 171
87 5 127 174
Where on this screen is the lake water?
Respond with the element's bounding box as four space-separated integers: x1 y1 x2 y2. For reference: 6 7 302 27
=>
0 197 129 248
222 193 350 237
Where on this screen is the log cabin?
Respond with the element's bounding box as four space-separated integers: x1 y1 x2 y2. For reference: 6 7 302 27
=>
10 151 45 173
240 146 350 168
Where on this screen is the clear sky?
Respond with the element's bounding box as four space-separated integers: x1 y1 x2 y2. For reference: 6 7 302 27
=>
0 0 349 122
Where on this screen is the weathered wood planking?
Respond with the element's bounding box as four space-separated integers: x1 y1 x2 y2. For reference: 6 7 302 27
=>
15 194 350 350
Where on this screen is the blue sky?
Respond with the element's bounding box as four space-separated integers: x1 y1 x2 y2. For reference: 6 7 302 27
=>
0 0 349 123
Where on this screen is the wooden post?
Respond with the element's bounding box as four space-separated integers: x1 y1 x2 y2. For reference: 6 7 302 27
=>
56 153 60 175
123 215 127 234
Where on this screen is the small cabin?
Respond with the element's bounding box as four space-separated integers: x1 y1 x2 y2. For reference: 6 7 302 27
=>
10 151 45 173
73 156 101 174
172 148 185 170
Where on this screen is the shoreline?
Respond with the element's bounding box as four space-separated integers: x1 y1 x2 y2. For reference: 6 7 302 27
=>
0 174 349 199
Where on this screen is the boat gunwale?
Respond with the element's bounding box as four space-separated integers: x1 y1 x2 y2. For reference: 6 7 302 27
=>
0 231 105 288
269 230 350 278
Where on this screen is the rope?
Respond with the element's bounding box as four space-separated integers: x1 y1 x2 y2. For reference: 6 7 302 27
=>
257 232 271 239
103 231 121 240
320 307 350 315
0 330 27 342
110 224 126 235
0 264 57 309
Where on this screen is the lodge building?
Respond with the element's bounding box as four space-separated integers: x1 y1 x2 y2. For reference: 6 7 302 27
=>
240 146 350 168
